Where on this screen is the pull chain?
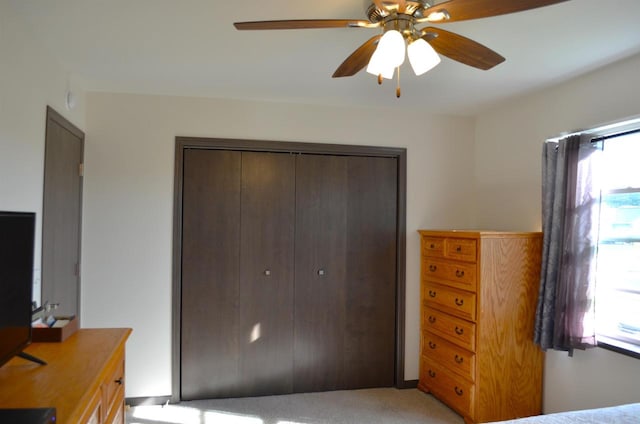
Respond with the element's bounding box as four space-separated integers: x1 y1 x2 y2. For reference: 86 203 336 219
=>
396 66 401 98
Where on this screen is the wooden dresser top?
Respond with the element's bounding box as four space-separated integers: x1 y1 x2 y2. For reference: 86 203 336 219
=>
0 328 131 423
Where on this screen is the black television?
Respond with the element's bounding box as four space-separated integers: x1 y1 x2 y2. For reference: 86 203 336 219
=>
0 211 44 368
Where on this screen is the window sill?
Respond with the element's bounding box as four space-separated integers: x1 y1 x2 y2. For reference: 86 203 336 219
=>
597 336 640 360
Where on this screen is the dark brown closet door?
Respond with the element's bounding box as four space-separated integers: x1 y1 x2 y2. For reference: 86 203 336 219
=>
343 156 397 388
239 152 295 397
294 154 397 392
181 150 296 400
181 149 242 400
294 154 348 392
180 147 398 400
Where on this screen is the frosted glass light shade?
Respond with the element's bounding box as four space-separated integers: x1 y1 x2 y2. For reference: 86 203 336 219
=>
366 30 405 79
407 38 441 76
366 48 395 79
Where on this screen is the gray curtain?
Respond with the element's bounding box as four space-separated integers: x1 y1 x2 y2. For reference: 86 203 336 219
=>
534 134 601 354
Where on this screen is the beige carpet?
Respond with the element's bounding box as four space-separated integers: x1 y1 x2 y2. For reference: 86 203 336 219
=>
126 388 464 424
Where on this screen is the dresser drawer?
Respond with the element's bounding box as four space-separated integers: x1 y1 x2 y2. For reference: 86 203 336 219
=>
421 356 475 419
422 258 477 292
105 384 125 424
424 282 476 321
444 238 477 262
422 237 444 258
423 307 476 351
80 388 102 424
422 331 475 382
103 351 125 412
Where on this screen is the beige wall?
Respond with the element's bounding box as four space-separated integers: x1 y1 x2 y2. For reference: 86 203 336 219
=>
6 0 640 407
83 93 477 397
0 2 85 301
474 52 640 413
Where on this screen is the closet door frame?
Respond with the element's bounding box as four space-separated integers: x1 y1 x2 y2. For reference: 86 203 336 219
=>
171 137 407 402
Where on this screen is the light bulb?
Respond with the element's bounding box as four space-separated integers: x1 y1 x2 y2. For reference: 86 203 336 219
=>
380 30 406 67
366 48 396 79
366 30 406 79
407 38 441 76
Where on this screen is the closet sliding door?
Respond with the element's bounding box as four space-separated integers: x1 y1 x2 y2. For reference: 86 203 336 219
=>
343 155 397 389
181 149 242 400
294 154 348 392
176 140 404 402
181 150 295 400
294 154 397 392
239 152 295 397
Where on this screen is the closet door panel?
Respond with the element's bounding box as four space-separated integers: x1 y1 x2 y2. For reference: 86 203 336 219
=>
239 152 296 396
294 154 348 393
344 156 397 388
181 149 242 400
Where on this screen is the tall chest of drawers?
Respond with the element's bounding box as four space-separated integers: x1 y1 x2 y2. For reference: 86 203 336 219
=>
418 230 543 424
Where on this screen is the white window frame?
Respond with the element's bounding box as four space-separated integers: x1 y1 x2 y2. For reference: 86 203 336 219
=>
589 125 640 359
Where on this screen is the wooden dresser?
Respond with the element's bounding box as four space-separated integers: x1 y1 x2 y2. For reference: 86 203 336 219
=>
418 230 543 424
0 328 131 424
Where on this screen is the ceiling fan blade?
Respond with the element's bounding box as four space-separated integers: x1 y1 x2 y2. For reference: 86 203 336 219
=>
422 27 505 70
234 19 374 30
332 35 382 78
419 0 569 23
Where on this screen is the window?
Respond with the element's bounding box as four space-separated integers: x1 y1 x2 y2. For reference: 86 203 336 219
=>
594 129 640 357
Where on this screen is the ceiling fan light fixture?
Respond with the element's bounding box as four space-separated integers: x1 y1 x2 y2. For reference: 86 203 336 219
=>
366 50 396 79
366 29 405 79
407 38 441 76
376 30 406 66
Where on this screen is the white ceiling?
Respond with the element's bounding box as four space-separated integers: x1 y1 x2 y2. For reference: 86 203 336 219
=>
10 0 640 116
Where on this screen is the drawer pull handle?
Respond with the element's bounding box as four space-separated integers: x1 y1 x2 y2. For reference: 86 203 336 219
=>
454 386 464 396
456 246 462 253
455 298 464 307
429 265 437 272
455 270 465 278
115 378 123 385
455 326 464 335
428 316 436 324
428 341 437 349
454 355 464 364
430 243 435 249
428 370 436 378
429 290 437 298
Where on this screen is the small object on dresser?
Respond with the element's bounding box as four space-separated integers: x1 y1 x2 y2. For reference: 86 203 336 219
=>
31 315 78 342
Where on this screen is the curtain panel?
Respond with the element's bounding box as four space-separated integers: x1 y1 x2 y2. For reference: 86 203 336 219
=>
534 135 602 354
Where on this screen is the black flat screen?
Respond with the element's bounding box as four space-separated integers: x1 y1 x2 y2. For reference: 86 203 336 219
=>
0 211 35 368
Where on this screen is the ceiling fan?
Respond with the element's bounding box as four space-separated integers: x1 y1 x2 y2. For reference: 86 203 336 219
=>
234 0 569 97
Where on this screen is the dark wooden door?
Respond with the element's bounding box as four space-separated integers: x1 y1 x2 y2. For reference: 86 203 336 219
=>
180 148 398 399
238 152 296 397
343 156 397 388
294 154 349 392
42 107 84 318
181 150 296 400
293 154 397 392
181 149 242 400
